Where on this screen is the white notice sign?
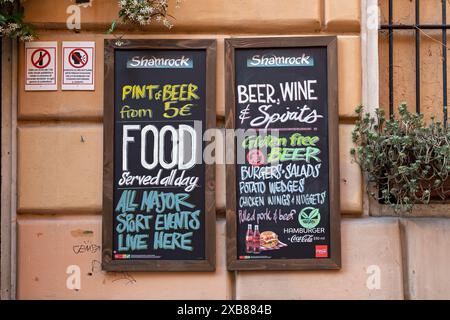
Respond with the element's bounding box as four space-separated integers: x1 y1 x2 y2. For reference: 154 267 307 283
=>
25 41 57 91
62 41 95 90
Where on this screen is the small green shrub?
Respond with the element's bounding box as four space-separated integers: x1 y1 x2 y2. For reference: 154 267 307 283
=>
351 103 450 212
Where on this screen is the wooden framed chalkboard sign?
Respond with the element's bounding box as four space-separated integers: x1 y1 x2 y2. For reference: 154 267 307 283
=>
225 37 341 271
103 39 216 272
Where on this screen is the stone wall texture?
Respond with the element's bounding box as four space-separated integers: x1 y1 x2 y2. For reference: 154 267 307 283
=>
13 0 450 299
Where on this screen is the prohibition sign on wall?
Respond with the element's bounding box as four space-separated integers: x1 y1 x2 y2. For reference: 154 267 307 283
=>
69 48 88 68
62 41 95 91
31 48 51 69
25 41 58 91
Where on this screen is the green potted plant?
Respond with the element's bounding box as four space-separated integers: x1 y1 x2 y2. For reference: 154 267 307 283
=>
351 103 450 212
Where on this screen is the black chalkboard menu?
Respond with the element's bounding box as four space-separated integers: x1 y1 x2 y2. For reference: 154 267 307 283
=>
102 39 216 271
225 37 341 270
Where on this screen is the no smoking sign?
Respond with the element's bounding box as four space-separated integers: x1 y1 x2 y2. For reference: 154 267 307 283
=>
63 41 95 90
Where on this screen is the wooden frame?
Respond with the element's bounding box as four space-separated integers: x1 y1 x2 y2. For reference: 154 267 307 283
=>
102 39 216 272
225 37 341 271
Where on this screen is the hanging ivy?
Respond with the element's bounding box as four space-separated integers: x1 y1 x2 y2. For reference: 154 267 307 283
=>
0 0 35 41
108 0 181 34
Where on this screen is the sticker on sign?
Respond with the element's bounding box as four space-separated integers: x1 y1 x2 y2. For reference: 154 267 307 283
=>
62 41 95 90
25 41 57 91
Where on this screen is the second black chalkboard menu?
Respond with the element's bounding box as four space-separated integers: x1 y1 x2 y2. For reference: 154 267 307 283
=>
225 37 341 270
102 39 216 271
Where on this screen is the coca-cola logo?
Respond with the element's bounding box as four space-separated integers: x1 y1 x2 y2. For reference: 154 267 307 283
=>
315 245 328 258
289 234 314 243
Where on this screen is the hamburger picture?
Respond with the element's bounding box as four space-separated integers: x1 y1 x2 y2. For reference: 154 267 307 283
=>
260 231 279 249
